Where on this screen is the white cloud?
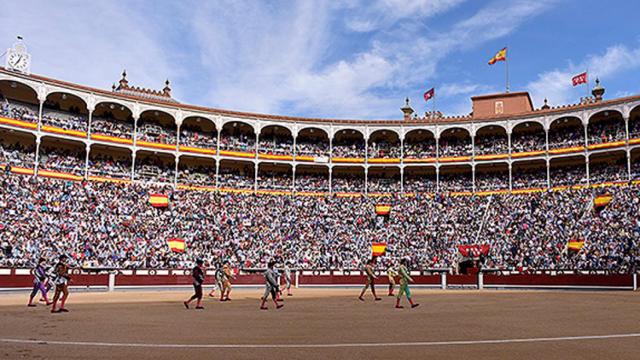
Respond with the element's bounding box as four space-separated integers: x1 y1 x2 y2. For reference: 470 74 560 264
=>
189 0 553 118
0 1 177 100
345 0 466 33
0 0 554 119
527 44 640 107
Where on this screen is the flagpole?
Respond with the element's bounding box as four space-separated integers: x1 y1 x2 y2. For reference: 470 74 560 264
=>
585 68 589 100
505 46 510 93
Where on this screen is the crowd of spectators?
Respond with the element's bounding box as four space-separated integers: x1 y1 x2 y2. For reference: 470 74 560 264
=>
549 126 584 149
219 134 255 153
551 165 587 187
403 141 436 159
511 131 546 153
367 177 401 193
136 122 177 145
42 102 87 132
91 117 134 139
403 176 436 193
88 155 131 179
332 174 364 192
439 172 472 192
295 141 329 157
259 137 293 155
258 171 292 190
439 138 472 157
38 148 85 176
0 142 35 167
218 168 254 189
295 174 329 192
512 167 548 189
474 134 508 155
475 171 509 191
367 141 401 158
588 120 626 144
332 141 365 158
1 173 636 272
179 128 217 149
1 99 39 123
178 166 215 186
134 158 174 183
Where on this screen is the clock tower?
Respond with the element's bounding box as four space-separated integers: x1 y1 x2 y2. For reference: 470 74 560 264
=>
5 36 31 74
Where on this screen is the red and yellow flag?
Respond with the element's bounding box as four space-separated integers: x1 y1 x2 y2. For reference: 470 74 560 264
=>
593 194 612 209
567 239 585 252
149 194 169 208
371 242 387 257
167 238 186 253
375 204 392 216
488 47 507 65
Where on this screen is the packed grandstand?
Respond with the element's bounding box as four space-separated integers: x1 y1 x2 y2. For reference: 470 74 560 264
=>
0 68 639 272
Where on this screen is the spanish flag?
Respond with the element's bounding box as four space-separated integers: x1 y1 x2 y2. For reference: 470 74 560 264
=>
149 194 169 208
372 242 387 257
567 239 585 252
167 238 186 253
488 47 507 65
375 204 392 216
593 194 612 211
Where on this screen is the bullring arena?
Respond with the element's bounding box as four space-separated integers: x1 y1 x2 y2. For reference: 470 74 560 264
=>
1 28 640 358
1 272 639 359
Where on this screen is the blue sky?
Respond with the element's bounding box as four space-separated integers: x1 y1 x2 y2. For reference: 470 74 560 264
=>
2 0 639 120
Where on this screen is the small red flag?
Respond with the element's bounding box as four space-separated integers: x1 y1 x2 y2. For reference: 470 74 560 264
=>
423 87 435 102
572 72 587 86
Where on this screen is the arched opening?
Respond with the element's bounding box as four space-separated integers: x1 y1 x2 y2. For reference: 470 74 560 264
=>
404 129 436 159
333 129 365 158
134 150 175 183
258 162 292 190
589 151 627 183
548 116 584 150
295 165 329 192
178 156 215 186
439 165 472 192
475 163 509 191
296 128 329 157
368 130 400 159
475 125 508 155
512 160 547 189
511 121 545 154
0 80 39 123
549 156 586 187
404 166 436 193
219 121 256 152
180 116 217 149
368 166 400 193
588 110 625 144
332 166 364 192
43 92 88 132
629 105 640 139
259 125 293 155
88 144 132 179
38 137 86 176
631 148 640 180
439 128 471 157
0 128 36 168
137 110 177 145
92 102 134 139
219 160 254 189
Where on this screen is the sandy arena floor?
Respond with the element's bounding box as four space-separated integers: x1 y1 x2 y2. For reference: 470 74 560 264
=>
0 288 638 359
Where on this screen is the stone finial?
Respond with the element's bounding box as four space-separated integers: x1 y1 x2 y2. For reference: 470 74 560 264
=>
163 79 171 96
541 98 550 110
401 97 414 120
592 78 605 102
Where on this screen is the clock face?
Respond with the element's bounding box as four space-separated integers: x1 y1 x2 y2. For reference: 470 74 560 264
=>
7 51 29 72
